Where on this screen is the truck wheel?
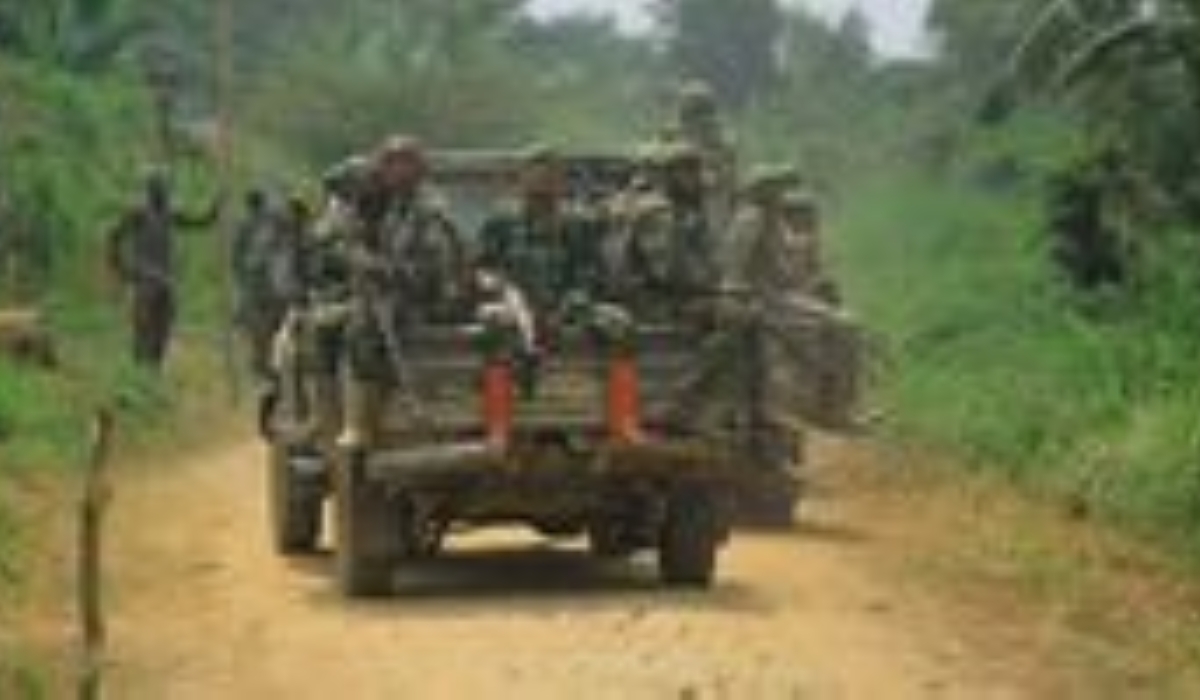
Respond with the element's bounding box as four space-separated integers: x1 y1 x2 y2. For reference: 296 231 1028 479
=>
658 486 721 588
269 445 322 554
334 452 399 597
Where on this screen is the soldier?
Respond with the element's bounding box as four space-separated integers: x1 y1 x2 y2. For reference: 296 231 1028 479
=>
720 168 806 298
673 80 738 226
781 190 841 305
266 177 360 457
720 166 864 522
477 146 603 313
107 170 220 369
231 188 288 378
613 142 718 319
352 137 465 321
341 135 465 447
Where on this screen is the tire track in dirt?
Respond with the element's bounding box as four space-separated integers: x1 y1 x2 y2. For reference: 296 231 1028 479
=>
105 436 1040 699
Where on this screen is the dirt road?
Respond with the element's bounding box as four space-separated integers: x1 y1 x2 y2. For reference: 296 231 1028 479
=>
106 437 1050 699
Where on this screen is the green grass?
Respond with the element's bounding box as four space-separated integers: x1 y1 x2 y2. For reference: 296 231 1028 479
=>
833 168 1200 552
0 55 239 630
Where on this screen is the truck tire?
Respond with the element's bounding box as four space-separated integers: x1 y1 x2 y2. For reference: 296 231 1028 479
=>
334 452 399 597
658 486 721 588
269 445 322 554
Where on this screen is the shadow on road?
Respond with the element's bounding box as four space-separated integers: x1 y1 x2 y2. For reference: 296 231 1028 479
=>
290 542 775 617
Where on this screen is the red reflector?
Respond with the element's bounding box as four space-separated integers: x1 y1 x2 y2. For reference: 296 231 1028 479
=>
482 363 514 450
607 357 642 444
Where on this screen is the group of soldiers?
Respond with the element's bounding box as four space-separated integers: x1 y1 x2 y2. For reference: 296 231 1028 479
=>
107 83 843 489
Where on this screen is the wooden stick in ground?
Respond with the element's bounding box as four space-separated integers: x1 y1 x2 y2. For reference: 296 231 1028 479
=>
78 409 114 700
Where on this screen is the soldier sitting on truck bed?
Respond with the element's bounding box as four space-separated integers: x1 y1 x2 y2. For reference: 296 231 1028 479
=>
780 189 840 305
477 145 605 316
609 142 719 321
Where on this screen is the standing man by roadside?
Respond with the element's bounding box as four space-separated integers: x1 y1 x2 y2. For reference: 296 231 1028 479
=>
107 170 221 370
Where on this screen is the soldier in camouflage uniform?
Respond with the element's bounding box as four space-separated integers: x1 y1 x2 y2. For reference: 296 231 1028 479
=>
266 165 366 454
720 167 864 522
780 190 840 305
674 80 738 227
719 166 811 522
477 146 603 313
107 170 220 370
340 136 466 447
724 167 808 296
610 142 719 321
232 188 291 379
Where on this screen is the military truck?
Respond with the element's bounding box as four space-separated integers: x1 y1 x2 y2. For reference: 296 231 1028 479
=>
262 151 748 597
263 149 862 596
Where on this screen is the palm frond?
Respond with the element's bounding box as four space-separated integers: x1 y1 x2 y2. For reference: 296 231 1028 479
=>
1056 17 1160 89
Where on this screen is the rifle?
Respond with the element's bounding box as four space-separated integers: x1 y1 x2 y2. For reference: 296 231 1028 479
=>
350 245 426 424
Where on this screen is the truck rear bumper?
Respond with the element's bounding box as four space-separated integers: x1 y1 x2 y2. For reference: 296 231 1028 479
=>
362 437 735 488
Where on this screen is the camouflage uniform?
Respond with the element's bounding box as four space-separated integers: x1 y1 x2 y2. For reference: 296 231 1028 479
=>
107 172 219 369
679 167 858 523
477 147 603 313
674 81 738 228
232 189 297 378
272 178 362 453
340 137 465 446
724 167 805 297
779 191 834 301
611 143 718 320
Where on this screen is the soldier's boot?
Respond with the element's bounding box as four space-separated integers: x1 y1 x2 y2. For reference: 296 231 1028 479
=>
339 379 382 451
313 374 343 450
736 423 805 529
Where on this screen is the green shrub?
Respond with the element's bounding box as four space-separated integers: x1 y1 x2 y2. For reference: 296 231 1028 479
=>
836 167 1200 546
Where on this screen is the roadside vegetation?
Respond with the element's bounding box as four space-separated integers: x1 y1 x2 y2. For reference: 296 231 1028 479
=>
4 0 1200 690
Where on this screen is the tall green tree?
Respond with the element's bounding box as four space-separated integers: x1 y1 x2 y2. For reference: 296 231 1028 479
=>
654 0 784 109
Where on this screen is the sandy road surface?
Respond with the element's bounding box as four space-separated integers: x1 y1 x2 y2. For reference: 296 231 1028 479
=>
106 438 1043 699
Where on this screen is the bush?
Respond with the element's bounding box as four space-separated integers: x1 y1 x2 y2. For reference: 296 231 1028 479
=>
835 166 1200 548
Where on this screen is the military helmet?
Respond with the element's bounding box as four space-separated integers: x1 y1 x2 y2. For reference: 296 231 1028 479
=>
660 140 703 167
518 143 565 196
678 79 717 115
376 134 426 169
638 140 702 170
743 164 802 200
781 189 818 216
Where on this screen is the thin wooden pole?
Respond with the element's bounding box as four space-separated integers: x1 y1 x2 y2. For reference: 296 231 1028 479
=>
77 409 113 700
